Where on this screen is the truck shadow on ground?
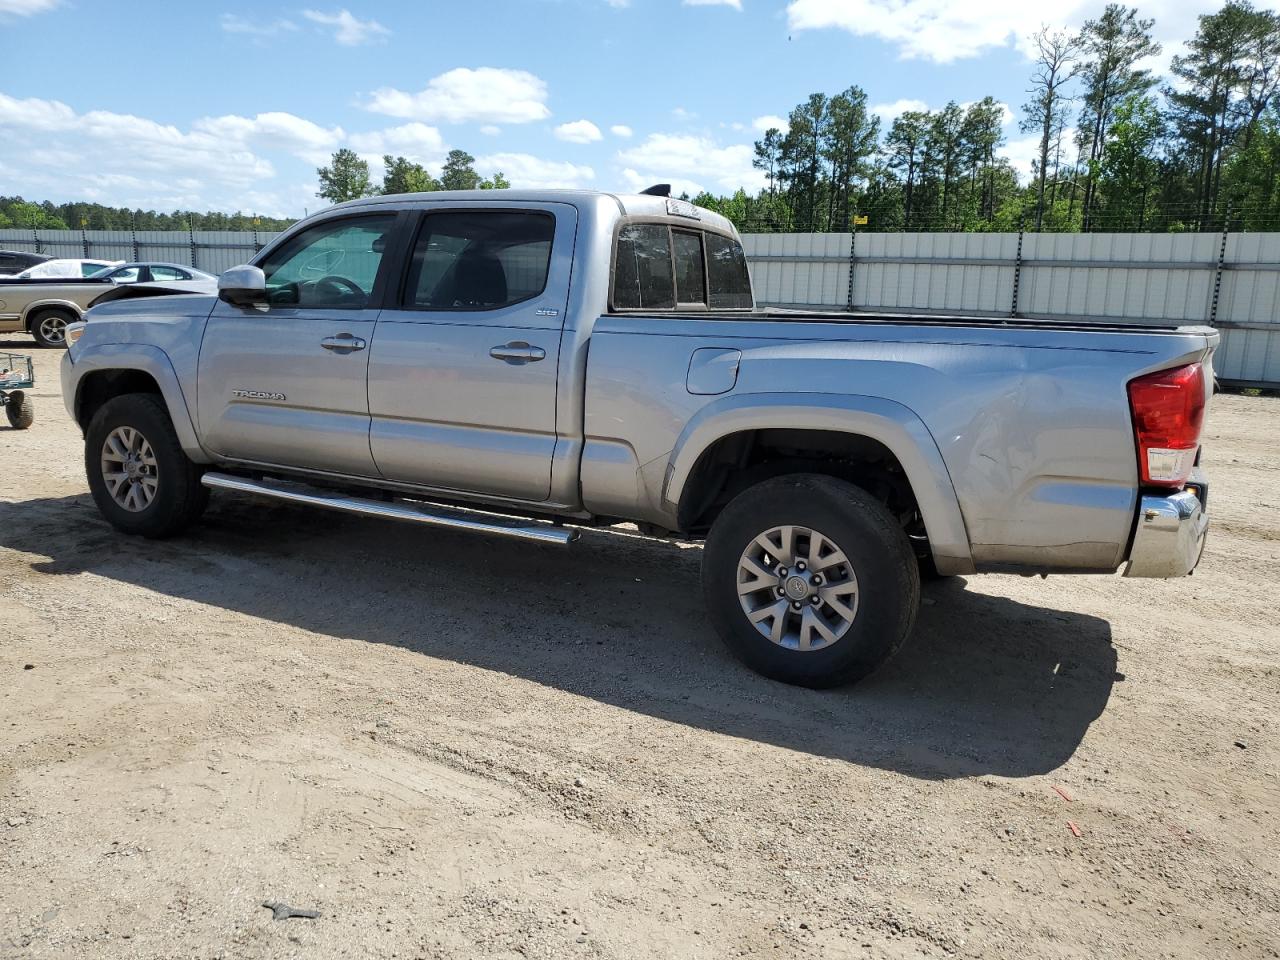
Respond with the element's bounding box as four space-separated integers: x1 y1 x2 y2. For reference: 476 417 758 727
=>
2 491 1118 781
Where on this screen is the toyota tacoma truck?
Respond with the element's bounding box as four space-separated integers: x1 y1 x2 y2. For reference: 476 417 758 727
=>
61 188 1214 687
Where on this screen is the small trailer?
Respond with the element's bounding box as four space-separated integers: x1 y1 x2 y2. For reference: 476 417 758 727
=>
0 352 34 429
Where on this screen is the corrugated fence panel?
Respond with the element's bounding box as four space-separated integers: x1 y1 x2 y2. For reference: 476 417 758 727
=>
858 232 1016 315
741 233 850 307
0 228 282 274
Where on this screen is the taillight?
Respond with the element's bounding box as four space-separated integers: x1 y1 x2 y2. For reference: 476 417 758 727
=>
1127 362 1207 488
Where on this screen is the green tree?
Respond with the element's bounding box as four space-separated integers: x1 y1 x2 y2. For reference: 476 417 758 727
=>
822 86 880 230
381 155 441 194
1075 5 1161 229
440 150 482 191
480 171 511 189
753 128 785 198
1095 94 1166 229
883 111 930 229
316 148 373 204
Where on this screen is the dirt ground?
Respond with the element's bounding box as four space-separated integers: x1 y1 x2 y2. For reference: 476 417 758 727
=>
1 340 1277 960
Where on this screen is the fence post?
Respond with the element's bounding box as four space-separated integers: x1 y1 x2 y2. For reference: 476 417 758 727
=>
1208 206 1231 327
31 218 40 255
1010 214 1025 318
81 220 89 258
845 221 858 311
131 212 139 262
188 215 197 269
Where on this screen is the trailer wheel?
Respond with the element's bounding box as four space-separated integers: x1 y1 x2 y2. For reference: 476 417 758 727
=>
4 391 33 430
702 473 920 688
85 393 208 538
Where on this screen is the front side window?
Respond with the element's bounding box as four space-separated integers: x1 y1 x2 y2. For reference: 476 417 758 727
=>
403 211 554 310
612 224 675 310
260 214 395 308
110 267 142 283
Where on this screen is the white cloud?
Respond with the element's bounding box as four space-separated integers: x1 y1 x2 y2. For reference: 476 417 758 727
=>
751 114 788 133
193 112 343 165
479 124 501 136
302 9 390 45
786 0 1221 65
554 119 603 144
367 67 551 125
476 153 595 189
683 0 742 9
0 0 59 16
616 133 766 195
871 99 929 120
0 93 280 211
605 0 629 6
348 123 447 168
219 13 298 37
610 124 633 138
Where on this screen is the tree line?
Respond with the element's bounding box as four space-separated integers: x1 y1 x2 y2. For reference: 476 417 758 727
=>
0 196 295 233
698 0 1280 234
316 148 509 203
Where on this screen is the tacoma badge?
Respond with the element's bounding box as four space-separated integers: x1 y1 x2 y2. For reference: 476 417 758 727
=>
231 389 286 401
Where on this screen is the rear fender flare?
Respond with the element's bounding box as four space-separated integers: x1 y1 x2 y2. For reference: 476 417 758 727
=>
663 392 974 573
22 299 84 329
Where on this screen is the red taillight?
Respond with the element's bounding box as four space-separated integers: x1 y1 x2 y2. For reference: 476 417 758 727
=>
1127 362 1207 488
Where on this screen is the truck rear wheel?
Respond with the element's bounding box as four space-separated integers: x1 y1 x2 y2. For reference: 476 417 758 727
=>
701 474 920 688
30 308 76 348
85 393 208 538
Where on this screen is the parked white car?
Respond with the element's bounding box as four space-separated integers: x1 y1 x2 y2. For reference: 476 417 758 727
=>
91 262 218 293
16 258 122 279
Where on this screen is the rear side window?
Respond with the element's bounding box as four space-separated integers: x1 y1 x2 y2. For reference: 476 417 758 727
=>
673 231 706 305
613 224 674 309
705 233 753 309
404 211 554 310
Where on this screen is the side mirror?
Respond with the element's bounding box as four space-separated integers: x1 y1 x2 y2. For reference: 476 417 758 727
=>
218 265 267 308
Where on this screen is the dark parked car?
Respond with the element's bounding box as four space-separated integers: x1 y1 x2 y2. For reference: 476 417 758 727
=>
0 250 52 276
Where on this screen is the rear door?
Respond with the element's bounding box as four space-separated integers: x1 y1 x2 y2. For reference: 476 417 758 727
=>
367 203 576 501
197 212 401 477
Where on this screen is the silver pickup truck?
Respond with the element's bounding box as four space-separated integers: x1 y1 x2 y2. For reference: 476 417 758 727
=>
61 188 1214 687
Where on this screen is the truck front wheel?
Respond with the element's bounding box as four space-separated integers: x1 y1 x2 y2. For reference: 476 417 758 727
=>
701 474 920 688
85 393 208 538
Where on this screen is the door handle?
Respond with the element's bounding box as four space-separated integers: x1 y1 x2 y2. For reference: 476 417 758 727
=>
321 333 366 353
489 341 546 364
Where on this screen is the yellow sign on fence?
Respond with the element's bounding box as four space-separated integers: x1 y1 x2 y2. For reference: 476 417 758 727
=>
853 215 869 226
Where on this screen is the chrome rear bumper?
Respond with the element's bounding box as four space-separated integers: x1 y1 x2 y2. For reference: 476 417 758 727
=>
1123 482 1208 578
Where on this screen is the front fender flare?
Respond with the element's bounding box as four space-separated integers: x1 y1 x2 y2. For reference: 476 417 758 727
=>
663 392 974 574
65 343 210 463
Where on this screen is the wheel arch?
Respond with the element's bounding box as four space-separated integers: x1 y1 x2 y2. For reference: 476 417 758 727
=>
69 345 210 464
22 299 84 330
665 393 974 574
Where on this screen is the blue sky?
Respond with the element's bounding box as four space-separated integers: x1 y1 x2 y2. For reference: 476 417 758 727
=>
0 0 1218 217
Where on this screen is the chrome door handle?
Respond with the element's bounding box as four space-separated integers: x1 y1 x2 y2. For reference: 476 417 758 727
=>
489 341 546 364
321 333 366 353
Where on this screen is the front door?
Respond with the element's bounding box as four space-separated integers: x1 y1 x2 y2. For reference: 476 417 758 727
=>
197 212 398 477
367 204 576 501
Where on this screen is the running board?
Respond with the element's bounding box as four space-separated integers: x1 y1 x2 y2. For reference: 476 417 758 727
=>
200 472 579 546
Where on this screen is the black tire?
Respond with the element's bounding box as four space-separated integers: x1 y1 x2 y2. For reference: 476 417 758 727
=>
85 393 208 538
29 308 76 348
701 474 920 689
5 391 33 430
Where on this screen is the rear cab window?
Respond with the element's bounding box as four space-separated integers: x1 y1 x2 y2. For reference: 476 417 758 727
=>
611 221 752 313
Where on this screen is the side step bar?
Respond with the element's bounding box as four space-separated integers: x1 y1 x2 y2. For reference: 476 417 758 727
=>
201 472 579 546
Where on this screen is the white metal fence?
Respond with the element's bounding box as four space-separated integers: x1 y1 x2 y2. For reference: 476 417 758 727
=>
741 231 1280 388
3 228 1277 387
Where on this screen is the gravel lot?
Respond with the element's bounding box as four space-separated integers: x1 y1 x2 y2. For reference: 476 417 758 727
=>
1 341 1277 960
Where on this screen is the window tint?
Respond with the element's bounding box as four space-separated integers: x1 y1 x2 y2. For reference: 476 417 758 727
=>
672 231 706 305
705 233 753 309
404 211 554 310
82 262 107 277
261 215 395 308
150 265 189 281
612 224 674 309
110 267 142 283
